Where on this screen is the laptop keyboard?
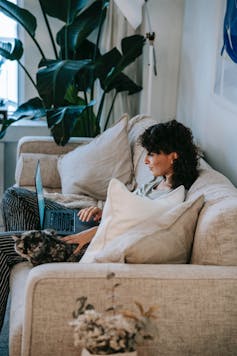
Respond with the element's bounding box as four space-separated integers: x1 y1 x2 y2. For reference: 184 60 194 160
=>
49 211 74 232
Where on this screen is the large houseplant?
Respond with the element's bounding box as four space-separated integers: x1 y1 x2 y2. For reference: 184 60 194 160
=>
0 0 145 145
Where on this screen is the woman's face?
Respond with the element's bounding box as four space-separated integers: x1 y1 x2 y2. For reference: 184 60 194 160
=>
144 151 176 177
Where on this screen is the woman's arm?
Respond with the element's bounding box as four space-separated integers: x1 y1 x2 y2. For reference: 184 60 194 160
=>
78 206 102 222
61 226 98 254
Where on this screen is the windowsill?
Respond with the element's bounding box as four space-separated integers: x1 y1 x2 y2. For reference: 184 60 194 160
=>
0 118 50 142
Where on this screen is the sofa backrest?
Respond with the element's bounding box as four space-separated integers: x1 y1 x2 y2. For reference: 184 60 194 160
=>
15 115 157 191
187 159 237 266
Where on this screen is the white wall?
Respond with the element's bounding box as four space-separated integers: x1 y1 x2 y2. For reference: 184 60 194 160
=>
140 0 184 121
177 0 237 186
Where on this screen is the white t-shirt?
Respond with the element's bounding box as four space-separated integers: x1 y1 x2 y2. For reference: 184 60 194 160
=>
134 177 172 200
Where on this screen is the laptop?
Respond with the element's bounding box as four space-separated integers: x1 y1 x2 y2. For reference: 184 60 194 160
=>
35 161 91 235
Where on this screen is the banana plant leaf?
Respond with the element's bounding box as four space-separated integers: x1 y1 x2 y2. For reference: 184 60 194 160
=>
64 84 99 137
0 98 45 139
56 0 107 53
47 101 95 145
12 97 45 120
36 59 91 107
0 0 36 37
105 72 142 94
39 0 90 24
0 117 15 139
95 47 122 82
74 39 101 60
0 39 23 60
104 35 145 90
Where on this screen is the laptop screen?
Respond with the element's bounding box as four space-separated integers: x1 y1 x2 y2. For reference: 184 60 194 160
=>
35 161 45 229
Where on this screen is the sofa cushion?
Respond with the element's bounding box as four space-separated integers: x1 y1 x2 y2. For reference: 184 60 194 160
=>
95 195 204 264
57 115 133 200
187 159 237 266
80 178 185 263
15 153 61 189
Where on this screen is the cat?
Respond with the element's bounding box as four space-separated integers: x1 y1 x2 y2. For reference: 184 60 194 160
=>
12 229 88 266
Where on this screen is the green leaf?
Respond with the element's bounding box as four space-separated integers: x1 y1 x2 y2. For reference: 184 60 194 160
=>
0 117 15 139
64 84 85 105
95 47 122 82
40 0 90 24
104 35 145 89
47 101 95 145
12 97 45 120
0 0 37 37
104 72 142 94
56 0 106 53
64 84 98 137
36 59 90 107
0 39 23 61
74 39 101 60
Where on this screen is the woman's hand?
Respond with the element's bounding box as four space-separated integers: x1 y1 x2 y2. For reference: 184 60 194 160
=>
78 206 102 222
61 227 98 255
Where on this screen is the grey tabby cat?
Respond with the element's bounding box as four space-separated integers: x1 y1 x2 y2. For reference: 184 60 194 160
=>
12 229 87 266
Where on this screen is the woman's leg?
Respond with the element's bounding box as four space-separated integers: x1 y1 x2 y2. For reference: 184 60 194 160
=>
1 186 68 231
1 186 99 232
0 235 24 331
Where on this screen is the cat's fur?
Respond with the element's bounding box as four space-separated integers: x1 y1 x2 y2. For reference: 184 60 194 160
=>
12 229 85 266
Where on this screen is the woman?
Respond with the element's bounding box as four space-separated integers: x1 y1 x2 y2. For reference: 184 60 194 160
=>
62 119 199 253
0 119 199 331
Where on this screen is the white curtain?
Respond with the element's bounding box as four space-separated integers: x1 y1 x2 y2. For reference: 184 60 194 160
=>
98 1 143 130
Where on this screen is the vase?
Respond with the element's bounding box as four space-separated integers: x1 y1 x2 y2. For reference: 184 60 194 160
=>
81 348 137 356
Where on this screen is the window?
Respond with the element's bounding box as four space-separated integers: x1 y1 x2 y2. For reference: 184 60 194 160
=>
0 0 18 112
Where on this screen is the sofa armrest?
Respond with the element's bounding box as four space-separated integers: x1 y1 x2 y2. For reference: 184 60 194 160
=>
15 136 93 190
16 136 92 159
21 263 237 356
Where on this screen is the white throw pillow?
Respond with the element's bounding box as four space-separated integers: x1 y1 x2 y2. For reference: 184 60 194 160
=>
57 114 133 200
95 195 204 264
80 178 185 263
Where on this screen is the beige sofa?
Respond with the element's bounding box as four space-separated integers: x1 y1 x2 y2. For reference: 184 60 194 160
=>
7 115 237 356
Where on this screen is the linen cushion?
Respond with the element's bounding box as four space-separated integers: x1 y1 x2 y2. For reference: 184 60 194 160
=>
80 178 185 263
57 115 133 200
15 153 61 189
94 195 204 264
187 159 237 266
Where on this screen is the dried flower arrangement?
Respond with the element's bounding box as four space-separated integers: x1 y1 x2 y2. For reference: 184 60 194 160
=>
69 273 158 355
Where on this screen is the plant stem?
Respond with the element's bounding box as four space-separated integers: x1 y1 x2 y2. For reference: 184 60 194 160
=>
104 90 117 130
18 60 38 91
83 90 90 136
96 91 106 129
91 0 107 101
39 0 58 59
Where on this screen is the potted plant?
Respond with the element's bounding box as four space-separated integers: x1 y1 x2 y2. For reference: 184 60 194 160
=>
0 0 145 145
69 273 158 355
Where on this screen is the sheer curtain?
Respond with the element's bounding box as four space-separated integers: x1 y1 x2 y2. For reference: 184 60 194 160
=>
98 1 143 129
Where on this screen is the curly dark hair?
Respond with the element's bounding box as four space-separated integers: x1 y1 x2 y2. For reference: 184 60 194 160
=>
139 120 200 189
